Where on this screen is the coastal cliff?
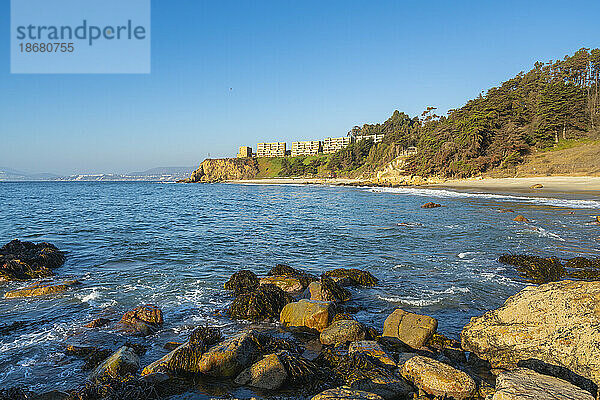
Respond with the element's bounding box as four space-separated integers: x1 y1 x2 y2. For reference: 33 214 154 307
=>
182 158 260 183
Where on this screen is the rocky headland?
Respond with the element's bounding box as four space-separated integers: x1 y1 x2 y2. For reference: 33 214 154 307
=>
2 240 600 400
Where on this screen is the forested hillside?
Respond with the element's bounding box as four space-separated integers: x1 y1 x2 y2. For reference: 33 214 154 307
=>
340 48 600 178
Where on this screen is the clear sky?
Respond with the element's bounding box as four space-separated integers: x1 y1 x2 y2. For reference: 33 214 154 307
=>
1 0 599 175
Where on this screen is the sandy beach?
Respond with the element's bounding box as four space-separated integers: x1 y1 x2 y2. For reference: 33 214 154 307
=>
228 176 600 193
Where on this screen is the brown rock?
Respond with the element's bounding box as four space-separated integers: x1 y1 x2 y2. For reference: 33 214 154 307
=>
84 318 111 329
529 184 544 189
4 280 79 298
142 341 204 376
234 353 288 390
88 346 140 381
260 275 304 294
382 309 437 349
308 276 351 302
197 331 260 378
348 341 396 368
280 299 336 332
461 280 600 392
120 304 163 335
401 355 476 400
492 368 594 400
311 386 384 400
163 341 183 351
320 319 366 345
0 240 65 282
421 202 442 209
513 215 529 222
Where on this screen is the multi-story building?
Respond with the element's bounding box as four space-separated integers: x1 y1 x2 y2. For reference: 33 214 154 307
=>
355 134 385 143
237 146 252 158
322 136 352 154
257 142 286 157
291 141 321 157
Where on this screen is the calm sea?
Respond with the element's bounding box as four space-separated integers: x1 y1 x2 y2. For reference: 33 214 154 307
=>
1 182 599 393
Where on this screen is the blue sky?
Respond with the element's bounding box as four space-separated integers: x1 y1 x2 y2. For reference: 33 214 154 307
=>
1 0 599 175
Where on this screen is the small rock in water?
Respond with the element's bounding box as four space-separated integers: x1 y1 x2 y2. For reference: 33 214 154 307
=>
163 341 184 351
513 215 529 222
421 202 442 209
498 254 564 283
308 275 351 302
234 353 288 390
529 183 544 189
268 264 316 288
320 319 366 345
493 368 594 400
260 275 304 294
383 309 438 349
400 355 476 400
65 345 113 370
324 268 378 286
120 304 164 335
311 386 384 400
88 346 140 381
280 299 336 332
4 280 79 299
84 318 111 329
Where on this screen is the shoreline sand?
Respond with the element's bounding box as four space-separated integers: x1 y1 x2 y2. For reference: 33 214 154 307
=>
228 176 600 193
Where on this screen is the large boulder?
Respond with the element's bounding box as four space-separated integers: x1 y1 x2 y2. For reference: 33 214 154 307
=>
320 320 366 345
308 275 351 302
4 280 79 298
400 355 476 400
382 309 437 349
224 270 259 295
280 299 336 332
311 386 384 400
197 331 260 378
461 280 600 391
234 353 288 390
324 269 378 286
120 304 164 335
346 367 413 400
260 275 304 294
227 284 291 321
492 368 594 400
498 254 564 283
0 240 65 281
88 346 140 381
348 341 396 369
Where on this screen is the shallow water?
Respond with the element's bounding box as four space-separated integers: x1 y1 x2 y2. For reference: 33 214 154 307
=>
0 182 599 394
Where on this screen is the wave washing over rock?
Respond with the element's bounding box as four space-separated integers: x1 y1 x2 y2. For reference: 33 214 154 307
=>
1 182 600 399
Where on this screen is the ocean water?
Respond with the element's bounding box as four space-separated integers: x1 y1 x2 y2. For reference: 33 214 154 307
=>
0 181 599 394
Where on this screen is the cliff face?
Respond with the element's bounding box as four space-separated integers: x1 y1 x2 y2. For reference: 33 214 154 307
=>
184 158 260 183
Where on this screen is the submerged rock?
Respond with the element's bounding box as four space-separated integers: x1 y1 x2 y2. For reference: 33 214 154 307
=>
421 202 442 209
324 269 378 287
461 280 600 391
498 254 565 283
66 345 113 371
320 320 366 345
280 299 336 332
513 214 529 222
493 368 594 400
383 309 437 349
234 353 288 390
260 275 304 294
88 346 140 381
84 318 111 329
4 280 79 299
0 240 65 281
120 304 164 335
309 275 351 302
197 331 260 378
401 355 476 400
224 270 259 295
311 386 384 400
227 284 291 321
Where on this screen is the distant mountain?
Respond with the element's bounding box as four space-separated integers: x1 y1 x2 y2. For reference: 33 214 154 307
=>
0 168 61 181
127 166 195 176
0 166 196 182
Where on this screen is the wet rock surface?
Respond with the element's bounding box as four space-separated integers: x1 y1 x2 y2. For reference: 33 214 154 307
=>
311 386 384 400
224 270 260 295
320 320 366 345
197 331 260 378
88 346 140 382
234 353 288 390
308 275 351 302
227 283 291 321
323 269 378 287
0 240 65 281
421 202 442 209
120 304 164 335
4 280 79 298
280 299 336 332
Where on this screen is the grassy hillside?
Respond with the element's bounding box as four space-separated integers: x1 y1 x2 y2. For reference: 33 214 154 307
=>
512 139 600 176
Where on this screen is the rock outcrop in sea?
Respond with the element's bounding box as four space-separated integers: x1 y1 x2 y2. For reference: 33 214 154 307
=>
0 239 65 281
182 158 260 183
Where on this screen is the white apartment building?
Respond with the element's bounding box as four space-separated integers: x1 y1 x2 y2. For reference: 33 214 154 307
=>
355 134 385 143
257 142 286 157
322 136 352 154
291 141 321 157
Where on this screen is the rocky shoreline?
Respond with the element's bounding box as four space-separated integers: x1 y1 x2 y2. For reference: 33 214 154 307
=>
2 240 600 400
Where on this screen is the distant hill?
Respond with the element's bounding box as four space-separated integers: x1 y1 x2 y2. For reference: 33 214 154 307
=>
0 166 196 182
127 166 195 176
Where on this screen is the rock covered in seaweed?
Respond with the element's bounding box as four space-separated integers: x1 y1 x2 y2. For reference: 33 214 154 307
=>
4 280 79 298
227 284 291 321
320 320 366 345
197 331 260 378
348 341 396 369
498 254 564 283
224 270 259 295
461 280 600 392
260 275 304 294
88 346 140 382
0 239 65 281
308 275 351 302
234 353 288 390
268 264 316 288
311 386 384 400
421 202 442 209
120 304 164 336
324 269 378 286
400 355 476 400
